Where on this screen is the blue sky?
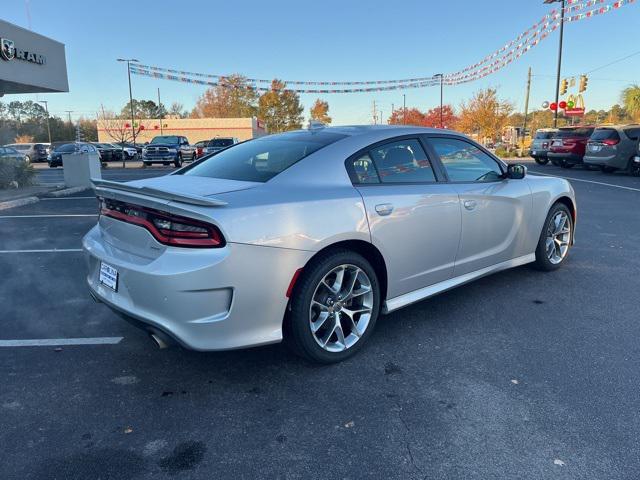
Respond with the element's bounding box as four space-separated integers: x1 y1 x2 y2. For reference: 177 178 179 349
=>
4 0 640 124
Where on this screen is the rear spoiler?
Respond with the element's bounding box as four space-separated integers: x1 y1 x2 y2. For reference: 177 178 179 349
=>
91 179 227 207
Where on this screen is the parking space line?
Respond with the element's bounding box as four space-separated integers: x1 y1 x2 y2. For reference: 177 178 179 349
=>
0 249 83 253
0 214 98 219
529 171 640 192
0 337 123 347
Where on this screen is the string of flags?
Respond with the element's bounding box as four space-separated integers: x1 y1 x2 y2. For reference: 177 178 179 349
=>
130 0 635 94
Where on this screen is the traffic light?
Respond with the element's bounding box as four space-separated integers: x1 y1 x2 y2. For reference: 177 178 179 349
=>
560 78 568 96
579 74 589 93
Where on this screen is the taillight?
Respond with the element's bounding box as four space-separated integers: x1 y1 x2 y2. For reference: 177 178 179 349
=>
602 138 619 146
196 147 203 156
563 138 576 146
98 197 225 248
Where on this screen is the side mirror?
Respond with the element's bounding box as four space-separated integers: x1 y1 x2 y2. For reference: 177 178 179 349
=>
506 164 527 179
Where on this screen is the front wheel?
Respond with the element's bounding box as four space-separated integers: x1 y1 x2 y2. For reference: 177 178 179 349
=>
560 160 574 169
174 154 183 168
533 203 573 271
534 157 549 165
285 250 380 363
600 166 615 173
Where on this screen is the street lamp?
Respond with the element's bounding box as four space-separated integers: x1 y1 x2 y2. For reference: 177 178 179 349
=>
434 73 444 128
544 0 566 128
117 58 139 147
38 100 52 144
403 94 406 125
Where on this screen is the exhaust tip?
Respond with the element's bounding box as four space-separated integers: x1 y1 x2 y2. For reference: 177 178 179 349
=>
150 333 169 349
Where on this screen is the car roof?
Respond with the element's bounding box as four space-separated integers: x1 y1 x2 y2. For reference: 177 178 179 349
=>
289 125 459 137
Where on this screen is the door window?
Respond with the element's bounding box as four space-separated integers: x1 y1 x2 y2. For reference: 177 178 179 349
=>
429 137 503 182
366 139 435 184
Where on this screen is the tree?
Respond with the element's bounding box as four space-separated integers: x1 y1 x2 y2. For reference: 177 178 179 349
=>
621 85 640 121
387 105 457 128
191 74 258 118
168 101 187 118
258 80 304 133
457 88 513 142
120 99 166 120
14 134 34 143
309 99 331 124
388 107 427 126
77 117 98 142
97 106 144 166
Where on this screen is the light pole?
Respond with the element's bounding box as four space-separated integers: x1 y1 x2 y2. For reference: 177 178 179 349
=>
117 58 139 146
65 110 73 124
545 0 565 128
435 73 444 128
402 94 406 125
38 100 52 144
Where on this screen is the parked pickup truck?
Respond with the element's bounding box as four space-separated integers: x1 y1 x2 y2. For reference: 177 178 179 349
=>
142 135 196 168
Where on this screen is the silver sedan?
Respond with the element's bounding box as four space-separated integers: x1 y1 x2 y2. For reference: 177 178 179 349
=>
83 125 576 363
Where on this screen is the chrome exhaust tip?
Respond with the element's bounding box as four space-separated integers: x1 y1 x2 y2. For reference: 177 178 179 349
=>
150 333 169 349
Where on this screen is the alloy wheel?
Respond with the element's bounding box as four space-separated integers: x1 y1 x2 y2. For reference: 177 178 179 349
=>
545 211 571 265
309 264 374 353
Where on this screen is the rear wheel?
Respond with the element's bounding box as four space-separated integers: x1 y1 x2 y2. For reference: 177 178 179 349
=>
560 160 574 169
143 162 151 167
600 166 615 173
24 155 31 164
533 203 573 271
534 157 549 165
285 250 380 364
628 157 640 177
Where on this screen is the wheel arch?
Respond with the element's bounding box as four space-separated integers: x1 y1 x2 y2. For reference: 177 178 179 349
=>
553 195 577 244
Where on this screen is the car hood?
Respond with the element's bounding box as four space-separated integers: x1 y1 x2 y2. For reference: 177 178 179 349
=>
126 174 260 198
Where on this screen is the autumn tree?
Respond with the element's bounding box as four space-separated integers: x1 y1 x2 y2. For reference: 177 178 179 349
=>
191 74 258 118
258 80 304 133
621 85 640 121
309 99 331 124
14 134 34 143
388 105 457 128
388 108 427 126
457 88 514 142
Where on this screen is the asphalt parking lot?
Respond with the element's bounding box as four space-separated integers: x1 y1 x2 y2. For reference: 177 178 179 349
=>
1 163 640 480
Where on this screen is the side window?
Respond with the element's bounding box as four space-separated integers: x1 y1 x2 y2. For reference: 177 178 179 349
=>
351 153 380 184
370 139 435 184
429 137 503 183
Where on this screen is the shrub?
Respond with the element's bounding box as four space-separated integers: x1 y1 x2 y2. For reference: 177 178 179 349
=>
495 147 511 158
0 158 36 189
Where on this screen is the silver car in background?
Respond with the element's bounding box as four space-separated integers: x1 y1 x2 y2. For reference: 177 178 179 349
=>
84 126 576 363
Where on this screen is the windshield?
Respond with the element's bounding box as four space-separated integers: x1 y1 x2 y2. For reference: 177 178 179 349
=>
555 127 594 138
182 131 346 182
535 131 556 140
55 144 77 153
151 136 179 144
208 138 234 147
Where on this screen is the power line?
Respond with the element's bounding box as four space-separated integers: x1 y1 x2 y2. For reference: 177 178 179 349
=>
585 49 640 74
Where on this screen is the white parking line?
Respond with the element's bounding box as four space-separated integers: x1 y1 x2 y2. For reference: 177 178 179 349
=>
0 214 97 219
0 249 83 253
530 171 640 192
0 337 123 347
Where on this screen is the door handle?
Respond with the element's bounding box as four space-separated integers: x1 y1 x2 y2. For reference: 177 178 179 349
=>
463 200 477 211
375 203 394 216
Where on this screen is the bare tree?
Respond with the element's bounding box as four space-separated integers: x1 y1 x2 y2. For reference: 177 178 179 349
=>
97 105 144 167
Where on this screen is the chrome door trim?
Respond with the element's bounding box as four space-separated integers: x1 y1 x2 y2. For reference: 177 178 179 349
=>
383 253 535 313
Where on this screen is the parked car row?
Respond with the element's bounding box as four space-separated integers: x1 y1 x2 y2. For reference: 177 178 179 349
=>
530 124 640 176
141 136 239 167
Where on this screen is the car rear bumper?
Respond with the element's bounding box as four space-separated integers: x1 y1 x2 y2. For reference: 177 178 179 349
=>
529 150 548 158
82 223 313 351
548 152 583 164
583 154 627 170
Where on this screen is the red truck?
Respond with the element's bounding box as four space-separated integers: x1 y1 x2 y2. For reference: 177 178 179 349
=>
547 126 595 168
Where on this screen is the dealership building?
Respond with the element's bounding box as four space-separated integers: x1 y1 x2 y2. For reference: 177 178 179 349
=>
0 19 68 95
98 117 267 144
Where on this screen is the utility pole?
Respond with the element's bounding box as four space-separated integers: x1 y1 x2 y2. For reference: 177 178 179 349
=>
157 87 163 135
372 100 377 125
434 74 444 128
65 110 73 124
522 67 532 149
545 0 566 128
117 58 139 147
38 100 52 144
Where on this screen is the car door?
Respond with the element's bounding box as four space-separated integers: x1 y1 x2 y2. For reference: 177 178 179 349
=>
347 136 461 300
425 135 532 277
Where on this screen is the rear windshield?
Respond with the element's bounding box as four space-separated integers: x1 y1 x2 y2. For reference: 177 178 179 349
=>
182 131 346 182
55 144 76 152
555 127 594 138
208 138 234 147
590 129 620 141
151 136 179 144
535 131 556 140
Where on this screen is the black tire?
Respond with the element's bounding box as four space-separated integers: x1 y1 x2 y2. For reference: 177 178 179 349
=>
143 162 151 167
600 166 615 174
174 154 183 168
534 156 549 165
627 157 640 177
24 155 31 164
192 152 197 162
550 158 561 167
533 203 573 271
285 249 381 364
560 160 574 169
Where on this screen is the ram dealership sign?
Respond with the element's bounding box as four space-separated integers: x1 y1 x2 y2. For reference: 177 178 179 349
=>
0 19 67 94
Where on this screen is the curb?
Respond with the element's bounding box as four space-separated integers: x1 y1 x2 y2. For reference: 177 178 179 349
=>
0 196 40 211
0 186 91 211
